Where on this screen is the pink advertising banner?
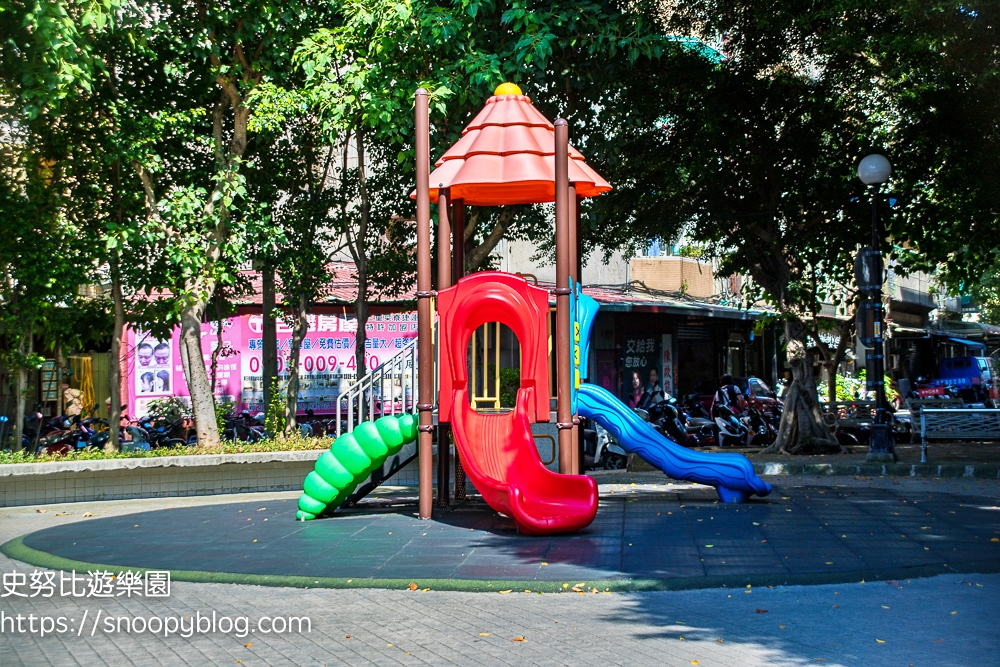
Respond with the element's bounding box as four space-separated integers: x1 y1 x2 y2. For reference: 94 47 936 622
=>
124 308 417 419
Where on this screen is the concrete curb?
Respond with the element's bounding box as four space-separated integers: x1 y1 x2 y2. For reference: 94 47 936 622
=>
753 461 1000 479
0 451 324 507
0 450 324 477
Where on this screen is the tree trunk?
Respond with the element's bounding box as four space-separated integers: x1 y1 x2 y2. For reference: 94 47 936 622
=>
179 300 219 448
825 361 838 405
55 346 65 416
760 319 838 454
464 207 516 272
108 258 125 452
13 333 30 452
209 294 225 399
352 129 371 421
261 264 277 418
284 294 309 437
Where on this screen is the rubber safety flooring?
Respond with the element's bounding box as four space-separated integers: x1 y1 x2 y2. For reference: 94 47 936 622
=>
13 482 1000 588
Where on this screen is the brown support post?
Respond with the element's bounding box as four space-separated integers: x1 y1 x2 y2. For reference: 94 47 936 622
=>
436 190 451 507
451 198 468 500
555 119 573 475
415 89 434 520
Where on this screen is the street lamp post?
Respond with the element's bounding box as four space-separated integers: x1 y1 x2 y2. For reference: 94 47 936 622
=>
858 154 897 462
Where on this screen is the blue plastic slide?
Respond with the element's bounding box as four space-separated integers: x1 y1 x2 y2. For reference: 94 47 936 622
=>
577 383 772 502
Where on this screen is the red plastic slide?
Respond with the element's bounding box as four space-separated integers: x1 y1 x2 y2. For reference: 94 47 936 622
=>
437 272 598 534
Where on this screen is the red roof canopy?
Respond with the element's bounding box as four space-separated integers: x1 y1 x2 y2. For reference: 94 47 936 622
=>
416 88 611 207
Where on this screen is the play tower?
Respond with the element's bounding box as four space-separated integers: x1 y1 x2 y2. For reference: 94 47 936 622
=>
295 84 771 534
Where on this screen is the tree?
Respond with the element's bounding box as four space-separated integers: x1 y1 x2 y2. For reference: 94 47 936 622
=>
250 103 340 433
586 47 862 451
581 0 997 451
118 0 325 447
293 0 668 380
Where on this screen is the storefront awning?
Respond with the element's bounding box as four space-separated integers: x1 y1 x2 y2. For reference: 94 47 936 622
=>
945 336 986 349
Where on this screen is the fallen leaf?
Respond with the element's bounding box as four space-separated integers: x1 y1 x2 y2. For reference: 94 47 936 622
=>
387 643 393 647
882 606 890 609
257 507 266 511
876 639 885 644
345 634 350 639
408 583 418 591
826 562 833 565
36 509 47 514
716 638 723 643
752 521 760 525
991 538 998 542
55 513 70 517
756 609 768 614
705 545 714 548
478 633 490 637
511 636 525 642
779 625 786 629
934 639 944 643
679 637 685 641
498 590 512 594
525 589 532 593
541 562 548 566
82 512 97 517
244 643 252 647
691 661 699 665
951 611 957 615
832 605 840 609
421 588 430 592
562 583 569 589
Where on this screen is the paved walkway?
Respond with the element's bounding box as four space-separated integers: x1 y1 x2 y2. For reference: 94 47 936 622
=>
2 477 999 666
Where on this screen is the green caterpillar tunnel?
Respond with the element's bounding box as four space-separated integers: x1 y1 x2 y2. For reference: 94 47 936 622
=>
296 413 418 521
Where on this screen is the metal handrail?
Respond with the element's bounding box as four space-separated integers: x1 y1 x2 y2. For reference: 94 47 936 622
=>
336 337 419 436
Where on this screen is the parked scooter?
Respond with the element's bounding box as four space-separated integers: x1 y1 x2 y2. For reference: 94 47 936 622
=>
141 417 188 448
743 405 778 447
680 393 718 446
713 403 752 447
581 417 629 470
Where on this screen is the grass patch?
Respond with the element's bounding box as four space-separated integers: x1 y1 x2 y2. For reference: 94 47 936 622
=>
0 433 330 464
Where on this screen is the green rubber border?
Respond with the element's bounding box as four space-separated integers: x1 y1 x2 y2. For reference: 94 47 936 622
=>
4 534 999 593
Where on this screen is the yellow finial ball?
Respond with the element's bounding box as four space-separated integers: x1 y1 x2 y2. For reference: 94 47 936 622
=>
494 82 523 96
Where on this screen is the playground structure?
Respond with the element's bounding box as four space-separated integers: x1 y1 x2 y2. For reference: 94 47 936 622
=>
298 83 772 532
